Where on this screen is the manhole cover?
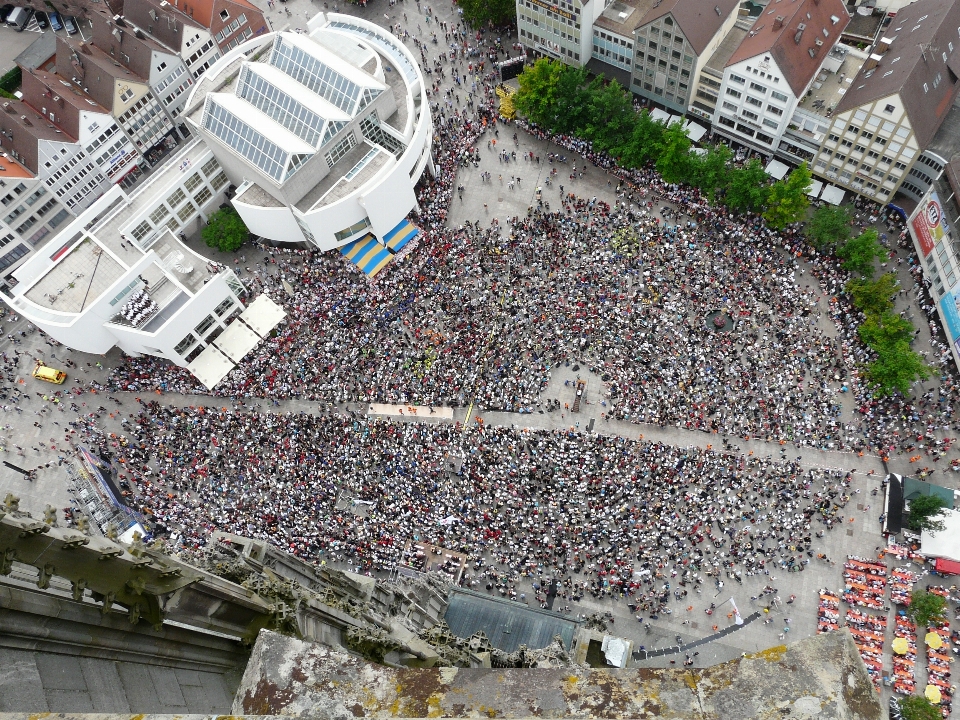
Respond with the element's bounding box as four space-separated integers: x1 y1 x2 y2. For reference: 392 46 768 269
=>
846 529 854 536
690 622 698 629
857 503 863 510
498 197 504 202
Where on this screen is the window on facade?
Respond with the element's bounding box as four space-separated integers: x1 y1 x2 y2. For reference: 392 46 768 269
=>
220 9 230 20
726 88 742 99
184 172 203 192
324 133 358 168
767 105 783 116
195 315 216 336
194 187 213 207
177 202 197 223
211 172 230 190
150 205 170 224
729 74 745 84
745 96 762 107
167 188 187 208
762 118 778 129
174 334 197 355
131 221 152 240
214 298 235 317
749 81 766 93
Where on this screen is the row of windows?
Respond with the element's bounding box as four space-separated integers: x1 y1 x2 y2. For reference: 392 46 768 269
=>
204 99 290 182
216 13 247 43
270 36 369 114
518 28 581 60
239 65 338 148
128 168 228 244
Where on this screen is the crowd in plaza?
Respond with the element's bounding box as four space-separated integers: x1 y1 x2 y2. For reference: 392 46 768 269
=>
112 400 857 615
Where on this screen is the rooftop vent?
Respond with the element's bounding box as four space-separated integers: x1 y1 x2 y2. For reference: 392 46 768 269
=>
773 15 784 29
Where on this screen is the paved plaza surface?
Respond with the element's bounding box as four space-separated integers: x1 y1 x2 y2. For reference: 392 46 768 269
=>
0 0 957 715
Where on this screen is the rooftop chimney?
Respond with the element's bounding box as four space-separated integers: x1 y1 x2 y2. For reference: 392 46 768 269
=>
20 115 31 126
2 103 14 114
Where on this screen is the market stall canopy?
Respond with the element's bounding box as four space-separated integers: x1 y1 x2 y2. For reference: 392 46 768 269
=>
187 345 235 390
925 632 943 650
650 108 670 123
807 179 823 198
239 294 287 338
892 637 908 654
683 120 707 142
925 684 942 704
920 507 960 562
820 184 845 205
765 160 789 180
213 320 262 364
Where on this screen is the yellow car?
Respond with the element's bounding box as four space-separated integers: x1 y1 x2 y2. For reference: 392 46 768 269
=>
32 363 67 384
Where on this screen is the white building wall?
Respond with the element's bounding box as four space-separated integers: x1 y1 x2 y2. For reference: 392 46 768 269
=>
37 139 112 215
233 197 304 244
713 56 798 154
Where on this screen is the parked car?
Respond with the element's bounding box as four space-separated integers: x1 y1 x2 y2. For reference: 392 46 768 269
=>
34 10 47 28
62 14 77 34
0 5 14 22
5 6 32 30
48 10 61 30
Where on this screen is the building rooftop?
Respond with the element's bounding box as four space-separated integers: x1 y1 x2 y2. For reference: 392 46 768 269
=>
795 45 867 115
294 141 388 212
836 0 960 148
234 182 285 208
15 33 57 72
444 589 578 653
0 153 33 179
24 237 127 313
705 24 749 74
727 0 851 96
592 0 655 37
842 9 885 42
636 0 741 56
923 100 960 162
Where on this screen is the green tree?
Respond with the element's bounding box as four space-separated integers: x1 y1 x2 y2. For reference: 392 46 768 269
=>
908 589 948 627
551 64 591 134
655 120 692 185
837 228 885 278
456 0 515 27
514 58 565 128
906 495 948 534
900 696 943 720
861 340 932 397
845 273 899 316
617 110 665 168
762 162 812 230
202 207 248 253
724 159 769 213
858 311 914 350
583 78 635 154
806 205 852 250
689 143 732 202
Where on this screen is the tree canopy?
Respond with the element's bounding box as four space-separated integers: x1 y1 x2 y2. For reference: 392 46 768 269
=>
724 159 770 214
202 207 249 253
900 696 943 720
906 495 948 533
806 205 852 249
845 273 898 317
908 589 948 628
456 0 515 27
836 229 885 278
762 162 811 230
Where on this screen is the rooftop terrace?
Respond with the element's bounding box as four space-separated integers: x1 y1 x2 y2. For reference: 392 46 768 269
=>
796 45 867 116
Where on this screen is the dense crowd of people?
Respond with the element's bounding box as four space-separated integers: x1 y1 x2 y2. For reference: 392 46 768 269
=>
113 401 856 615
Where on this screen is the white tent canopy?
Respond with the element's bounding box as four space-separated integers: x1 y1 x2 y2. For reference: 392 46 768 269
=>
765 159 789 180
650 108 670 123
214 320 262 363
188 345 235 390
683 120 707 142
807 179 824 198
821 184 845 205
920 507 960 562
239 294 287 337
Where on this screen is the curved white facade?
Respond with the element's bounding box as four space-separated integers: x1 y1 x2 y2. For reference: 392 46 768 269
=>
184 14 434 251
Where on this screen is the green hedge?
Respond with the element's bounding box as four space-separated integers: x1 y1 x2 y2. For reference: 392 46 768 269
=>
0 67 22 95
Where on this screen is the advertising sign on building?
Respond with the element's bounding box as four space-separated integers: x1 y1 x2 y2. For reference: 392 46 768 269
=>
912 192 948 257
938 291 960 361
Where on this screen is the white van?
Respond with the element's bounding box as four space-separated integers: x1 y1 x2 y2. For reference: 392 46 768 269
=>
6 7 31 30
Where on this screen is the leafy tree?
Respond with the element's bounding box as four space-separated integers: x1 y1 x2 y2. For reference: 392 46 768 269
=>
202 207 248 253
807 205 852 249
861 340 932 397
457 0 515 27
551 64 591 134
762 162 812 230
583 78 635 154
689 144 732 202
514 58 565 129
906 495 948 534
908 589 948 628
900 696 943 720
837 228 885 278
845 273 898 316
617 110 665 168
724 159 769 213
858 311 914 350
655 120 692 185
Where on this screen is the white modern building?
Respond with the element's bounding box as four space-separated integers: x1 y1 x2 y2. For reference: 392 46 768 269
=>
710 0 850 157
184 13 433 270
1 139 260 370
